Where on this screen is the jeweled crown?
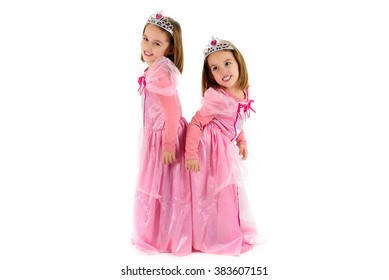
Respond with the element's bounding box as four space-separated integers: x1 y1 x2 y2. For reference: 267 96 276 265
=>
147 11 173 36
204 37 234 58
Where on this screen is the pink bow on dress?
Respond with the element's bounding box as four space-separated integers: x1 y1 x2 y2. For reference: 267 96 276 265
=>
138 76 146 95
237 100 256 120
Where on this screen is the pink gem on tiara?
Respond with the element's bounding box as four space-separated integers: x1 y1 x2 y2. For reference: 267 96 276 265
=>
204 37 234 58
147 11 173 36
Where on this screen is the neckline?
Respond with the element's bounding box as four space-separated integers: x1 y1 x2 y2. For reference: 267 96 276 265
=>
222 88 248 102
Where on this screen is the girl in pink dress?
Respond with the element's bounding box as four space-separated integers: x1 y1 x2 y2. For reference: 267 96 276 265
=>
185 38 260 255
132 11 191 256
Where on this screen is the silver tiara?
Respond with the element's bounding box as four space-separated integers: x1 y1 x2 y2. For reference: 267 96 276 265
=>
147 11 173 35
204 37 234 57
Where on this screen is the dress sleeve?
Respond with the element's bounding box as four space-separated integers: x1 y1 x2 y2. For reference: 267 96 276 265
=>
236 130 247 147
185 110 214 160
156 94 180 153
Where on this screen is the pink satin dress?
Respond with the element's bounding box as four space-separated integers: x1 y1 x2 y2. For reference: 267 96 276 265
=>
186 87 260 255
132 57 191 256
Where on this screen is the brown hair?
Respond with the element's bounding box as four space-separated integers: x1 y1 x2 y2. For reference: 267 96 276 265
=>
141 17 184 74
201 46 248 96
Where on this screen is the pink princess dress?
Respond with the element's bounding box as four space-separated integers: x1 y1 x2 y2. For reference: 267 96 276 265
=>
133 56 191 256
185 87 261 255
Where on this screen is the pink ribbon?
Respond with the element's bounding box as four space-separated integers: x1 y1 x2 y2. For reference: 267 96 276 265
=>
138 76 146 95
237 99 256 120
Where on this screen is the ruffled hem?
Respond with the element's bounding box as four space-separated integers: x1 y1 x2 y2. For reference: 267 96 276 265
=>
132 190 192 256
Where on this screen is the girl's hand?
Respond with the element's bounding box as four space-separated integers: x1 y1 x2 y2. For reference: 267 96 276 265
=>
238 144 248 160
162 151 176 165
185 159 200 172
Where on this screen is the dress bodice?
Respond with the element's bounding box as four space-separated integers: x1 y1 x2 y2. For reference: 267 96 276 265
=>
202 88 255 141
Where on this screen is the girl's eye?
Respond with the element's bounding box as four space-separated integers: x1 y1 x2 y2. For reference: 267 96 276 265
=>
225 61 231 66
143 37 148 41
154 42 161 46
212 66 218 71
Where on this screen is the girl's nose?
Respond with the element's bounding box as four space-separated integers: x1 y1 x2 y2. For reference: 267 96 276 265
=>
220 67 228 76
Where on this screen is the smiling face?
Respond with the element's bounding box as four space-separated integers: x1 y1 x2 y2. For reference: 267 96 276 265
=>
140 24 173 66
206 50 240 92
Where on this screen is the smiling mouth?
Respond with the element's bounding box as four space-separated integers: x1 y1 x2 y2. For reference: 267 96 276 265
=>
143 51 152 57
222 75 232 81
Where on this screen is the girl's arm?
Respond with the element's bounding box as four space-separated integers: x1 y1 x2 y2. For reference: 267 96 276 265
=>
236 130 248 160
236 130 247 146
185 111 214 160
156 94 180 164
185 112 213 172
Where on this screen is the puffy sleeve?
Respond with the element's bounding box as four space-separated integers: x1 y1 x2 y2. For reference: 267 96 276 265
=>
145 57 179 96
200 88 237 117
185 111 214 160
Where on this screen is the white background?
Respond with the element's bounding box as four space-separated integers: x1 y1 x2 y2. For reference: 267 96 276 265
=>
1 0 388 279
